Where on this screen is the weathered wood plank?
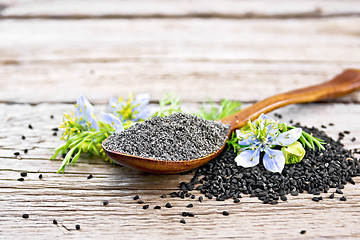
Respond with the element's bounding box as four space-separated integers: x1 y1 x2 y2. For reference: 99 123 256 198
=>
0 0 360 19
0 18 360 103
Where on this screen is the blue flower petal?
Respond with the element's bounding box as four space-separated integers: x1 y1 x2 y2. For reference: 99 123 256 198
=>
102 112 123 133
75 95 94 116
235 149 260 168
236 130 254 145
133 93 151 110
273 128 302 146
88 113 99 131
262 148 285 173
108 97 118 111
134 105 159 120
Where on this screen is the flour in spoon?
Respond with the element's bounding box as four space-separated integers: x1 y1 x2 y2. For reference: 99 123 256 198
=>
103 112 230 161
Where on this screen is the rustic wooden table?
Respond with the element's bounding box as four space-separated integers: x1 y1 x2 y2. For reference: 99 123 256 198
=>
1 0 360 239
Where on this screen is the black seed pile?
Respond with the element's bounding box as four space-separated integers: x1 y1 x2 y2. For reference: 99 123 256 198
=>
103 113 229 161
175 125 359 204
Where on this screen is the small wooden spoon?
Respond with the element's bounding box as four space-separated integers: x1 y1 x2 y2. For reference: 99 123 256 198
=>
103 69 360 174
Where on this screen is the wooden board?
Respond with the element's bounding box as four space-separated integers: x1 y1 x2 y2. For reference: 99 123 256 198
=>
0 103 360 239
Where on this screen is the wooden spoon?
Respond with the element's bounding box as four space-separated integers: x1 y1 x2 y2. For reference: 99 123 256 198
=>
103 69 360 174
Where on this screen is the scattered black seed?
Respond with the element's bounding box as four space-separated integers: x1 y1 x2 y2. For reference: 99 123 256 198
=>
133 195 140 200
87 174 93 179
14 152 20 156
274 113 282 119
103 113 229 161
351 137 356 142
330 193 335 199
75 224 80 230
340 196 347 201
300 230 306 234
38 174 43 179
185 193 191 197
103 200 109 206
329 123 334 126
50 115 54 119
174 125 360 205
61 153 66 158
186 204 193 208
187 213 194 217
180 219 186 224
18 177 24 181
234 198 240 203
280 195 287 201
344 130 350 134
160 194 166 198
191 195 195 199
198 196 203 203
21 135 26 140
22 214 29 219
289 120 294 124
165 203 172 208
20 171 27 177
137 200 144 204
336 189 343 194
24 149 28 154
321 125 327 129
53 132 57 136
313 191 320 195
143 205 149 210
52 128 59 131
349 178 355 185
222 211 229 216
312 197 320 202
28 124 33 129
53 219 58 225
182 212 188 217
154 206 161 209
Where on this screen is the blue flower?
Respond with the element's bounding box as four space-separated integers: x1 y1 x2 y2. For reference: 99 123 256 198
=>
109 93 159 122
235 114 302 173
102 112 124 133
74 95 99 131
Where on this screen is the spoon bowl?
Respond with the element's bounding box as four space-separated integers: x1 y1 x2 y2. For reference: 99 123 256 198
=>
103 69 360 174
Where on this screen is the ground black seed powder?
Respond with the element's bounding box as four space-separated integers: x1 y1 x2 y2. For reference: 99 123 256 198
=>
176 125 359 204
103 113 229 161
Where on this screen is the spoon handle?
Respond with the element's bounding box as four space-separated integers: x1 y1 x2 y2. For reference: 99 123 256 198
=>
221 69 360 132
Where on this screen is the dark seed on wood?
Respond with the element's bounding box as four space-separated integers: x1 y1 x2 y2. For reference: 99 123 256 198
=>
103 200 109 206
321 125 327 129
154 206 161 209
222 211 229 216
198 196 203 202
160 194 166 198
21 135 26 140
22 214 29 219
280 195 287 201
330 193 335 199
329 123 334 126
165 203 172 208
143 205 149 210
191 195 195 199
340 196 347 201
53 132 57 136
351 137 356 142
336 189 343 194
52 128 59 131
344 130 350 134
20 171 27 177
188 213 194 217
18 178 24 181
133 195 140 200
53 219 58 225
75 224 80 230
50 115 54 119
233 198 240 203
87 174 93 179
137 200 144 204
186 204 193 208
24 149 28 154
14 152 20 156
180 219 186 224
182 212 188 217
28 124 33 129
38 174 43 179
290 191 299 196
300 230 306 234
312 197 320 202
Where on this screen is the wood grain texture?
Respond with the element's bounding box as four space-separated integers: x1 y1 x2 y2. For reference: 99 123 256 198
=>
0 103 359 239
1 17 360 103
0 0 360 19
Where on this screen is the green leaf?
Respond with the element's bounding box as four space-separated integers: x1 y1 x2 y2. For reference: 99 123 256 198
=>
281 141 306 165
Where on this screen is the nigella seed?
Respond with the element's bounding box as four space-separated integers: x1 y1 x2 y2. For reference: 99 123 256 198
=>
53 219 58 225
321 125 327 129
191 195 195 199
198 196 203 203
28 124 33 129
143 205 149 210
133 195 140 200
185 193 191 197
330 193 335 199
50 115 54 119
188 213 194 217
18 178 24 181
52 128 59 131
290 191 299 196
20 171 27 177
300 230 306 234
312 197 320 202
103 200 109 206
186 204 193 208
14 152 20 156
222 211 229 216
351 137 356 142
340 196 347 201
53 132 57 136
280 195 287 201
344 130 350 134
165 203 172 208
233 198 240 203
75 224 80 230
180 219 186 224
154 206 161 209
38 174 43 179
182 212 188 217
137 200 144 204
336 189 343 194
22 214 29 219
24 149 28 154
87 174 93 179
21 135 26 140
160 194 166 198
329 123 334 126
